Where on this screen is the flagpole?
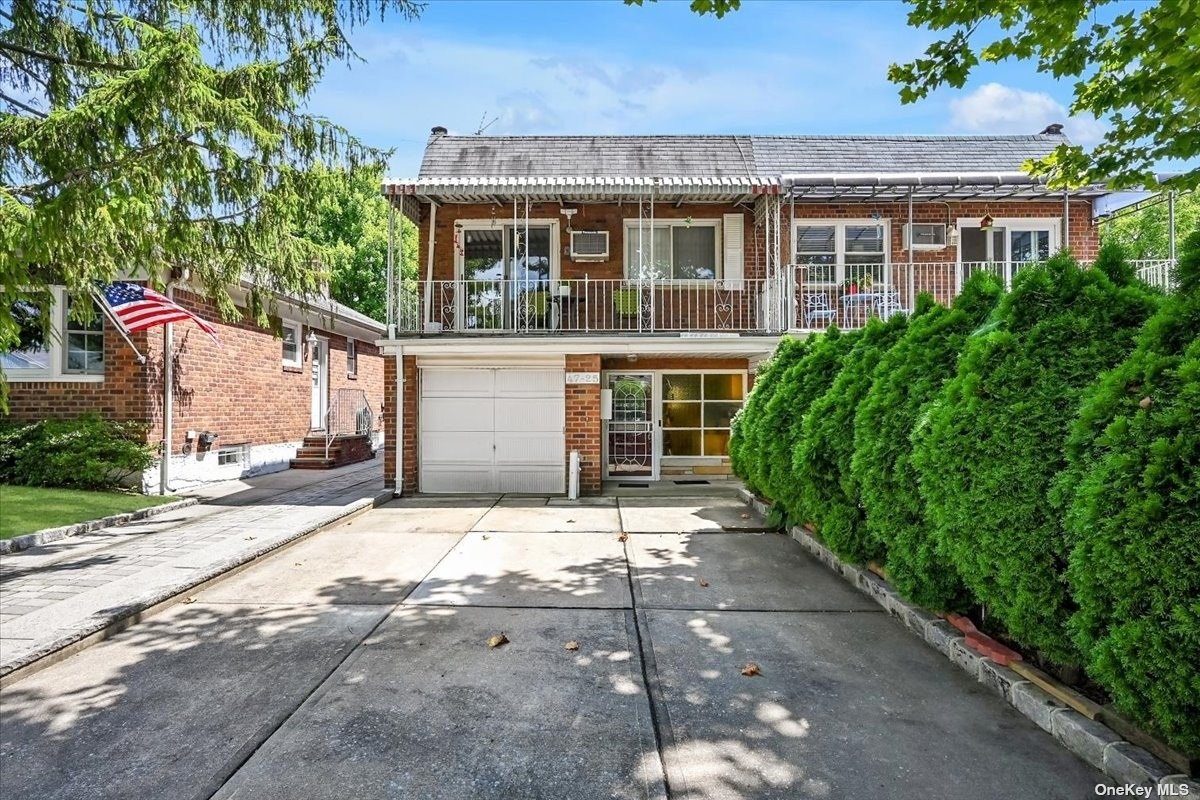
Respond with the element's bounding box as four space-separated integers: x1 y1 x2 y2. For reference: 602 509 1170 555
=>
160 284 173 495
90 286 147 363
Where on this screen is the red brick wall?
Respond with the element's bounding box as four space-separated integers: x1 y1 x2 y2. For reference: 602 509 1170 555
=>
6 289 385 460
565 354 602 495
382 354 418 492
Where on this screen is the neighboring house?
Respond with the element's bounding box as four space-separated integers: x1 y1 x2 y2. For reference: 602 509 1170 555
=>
375 126 1175 497
3 283 385 491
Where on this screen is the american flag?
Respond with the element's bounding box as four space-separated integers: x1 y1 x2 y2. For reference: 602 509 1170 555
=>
98 282 219 342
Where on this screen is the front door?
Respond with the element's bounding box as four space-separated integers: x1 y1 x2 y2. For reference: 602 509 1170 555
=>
310 338 328 430
604 373 657 480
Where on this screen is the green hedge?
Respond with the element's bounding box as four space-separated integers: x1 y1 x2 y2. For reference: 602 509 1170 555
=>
764 327 860 522
851 272 1003 609
730 335 809 495
793 311 911 562
1059 231 1200 752
0 414 154 491
911 248 1159 663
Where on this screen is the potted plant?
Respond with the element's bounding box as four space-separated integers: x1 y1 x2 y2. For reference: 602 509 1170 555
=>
844 278 859 295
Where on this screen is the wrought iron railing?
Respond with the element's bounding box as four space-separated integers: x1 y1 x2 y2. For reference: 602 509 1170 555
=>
391 260 1177 336
324 388 373 460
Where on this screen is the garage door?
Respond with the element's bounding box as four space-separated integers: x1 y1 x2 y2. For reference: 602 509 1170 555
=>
420 367 565 494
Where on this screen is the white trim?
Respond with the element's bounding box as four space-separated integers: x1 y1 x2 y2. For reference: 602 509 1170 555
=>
792 218 891 285
281 320 303 367
622 217 723 281
378 335 779 358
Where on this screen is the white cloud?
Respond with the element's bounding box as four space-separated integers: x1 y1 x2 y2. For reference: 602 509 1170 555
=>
948 82 1106 146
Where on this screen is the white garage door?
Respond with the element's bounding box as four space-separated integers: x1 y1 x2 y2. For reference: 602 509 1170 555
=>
420 367 565 494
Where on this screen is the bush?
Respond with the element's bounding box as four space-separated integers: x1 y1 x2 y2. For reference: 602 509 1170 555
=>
912 247 1159 662
792 311 911 562
851 273 1003 609
1059 230 1200 752
0 414 154 490
763 327 860 521
730 335 809 494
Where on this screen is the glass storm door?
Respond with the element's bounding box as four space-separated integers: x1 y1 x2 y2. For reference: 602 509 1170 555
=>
605 373 656 480
310 339 328 430
459 225 552 330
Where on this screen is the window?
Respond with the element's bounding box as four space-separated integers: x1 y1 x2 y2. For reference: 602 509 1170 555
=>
624 220 719 280
217 444 246 466
794 221 887 285
281 322 302 367
1 296 51 372
346 339 357 377
959 220 1057 264
63 295 104 375
661 373 745 457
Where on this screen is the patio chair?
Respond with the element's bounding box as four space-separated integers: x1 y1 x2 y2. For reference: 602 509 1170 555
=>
875 290 907 321
802 293 838 327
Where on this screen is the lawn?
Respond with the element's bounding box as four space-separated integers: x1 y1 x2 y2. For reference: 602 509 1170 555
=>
0 485 179 539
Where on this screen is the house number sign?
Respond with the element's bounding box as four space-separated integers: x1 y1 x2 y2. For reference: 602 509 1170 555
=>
565 372 601 385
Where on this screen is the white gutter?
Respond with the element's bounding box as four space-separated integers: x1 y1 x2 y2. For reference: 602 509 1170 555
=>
394 347 404 496
781 172 1045 187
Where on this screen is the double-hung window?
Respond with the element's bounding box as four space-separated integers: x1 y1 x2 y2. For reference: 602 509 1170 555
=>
64 295 105 375
346 339 357 377
281 321 302 367
2 288 106 381
624 220 720 280
794 221 888 286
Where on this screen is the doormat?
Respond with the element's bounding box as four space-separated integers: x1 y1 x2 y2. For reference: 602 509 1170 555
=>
618 483 649 488
674 480 711 485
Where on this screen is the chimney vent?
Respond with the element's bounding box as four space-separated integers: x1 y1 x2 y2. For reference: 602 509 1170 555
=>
1040 123 1065 135
430 125 448 137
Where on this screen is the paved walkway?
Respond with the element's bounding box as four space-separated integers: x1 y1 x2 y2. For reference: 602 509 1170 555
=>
0 490 1113 799
0 459 387 677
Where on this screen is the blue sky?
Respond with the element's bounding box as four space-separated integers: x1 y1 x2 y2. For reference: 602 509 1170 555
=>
307 0 1110 177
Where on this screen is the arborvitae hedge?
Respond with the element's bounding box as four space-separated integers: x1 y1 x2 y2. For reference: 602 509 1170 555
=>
792 312 911 562
912 248 1159 663
1059 230 1200 752
765 327 860 521
729 335 809 495
851 273 1004 609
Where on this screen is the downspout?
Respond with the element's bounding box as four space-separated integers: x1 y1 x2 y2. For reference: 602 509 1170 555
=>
423 201 437 327
160 285 173 495
394 347 404 495
387 201 396 338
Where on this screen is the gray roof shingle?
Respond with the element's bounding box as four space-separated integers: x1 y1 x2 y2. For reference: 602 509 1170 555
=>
416 132 1068 179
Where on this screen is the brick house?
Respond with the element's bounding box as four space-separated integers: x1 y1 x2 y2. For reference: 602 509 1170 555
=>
367 128 1160 496
3 282 385 491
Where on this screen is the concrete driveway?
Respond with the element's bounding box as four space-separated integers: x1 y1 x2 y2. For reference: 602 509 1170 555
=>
0 493 1110 799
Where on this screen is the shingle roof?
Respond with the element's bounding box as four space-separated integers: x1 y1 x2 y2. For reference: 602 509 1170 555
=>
416 133 1069 179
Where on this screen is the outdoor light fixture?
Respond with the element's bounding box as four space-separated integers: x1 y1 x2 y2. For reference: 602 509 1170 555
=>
306 329 318 361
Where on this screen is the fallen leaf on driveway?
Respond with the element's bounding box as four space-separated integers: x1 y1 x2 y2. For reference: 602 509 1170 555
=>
698 578 710 588
566 519 575 523
487 633 510 649
741 513 750 519
294 562 303 567
181 596 197 604
564 640 580 651
481 534 490 540
740 662 762 677
618 532 629 542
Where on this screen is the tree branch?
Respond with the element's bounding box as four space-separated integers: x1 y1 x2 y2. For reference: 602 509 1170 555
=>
0 40 134 72
1 91 47 117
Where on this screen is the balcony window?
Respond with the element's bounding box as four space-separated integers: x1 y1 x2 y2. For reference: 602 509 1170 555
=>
625 221 719 280
795 221 888 285
661 372 745 457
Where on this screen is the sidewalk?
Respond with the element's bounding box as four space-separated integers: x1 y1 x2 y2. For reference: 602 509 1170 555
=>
0 459 389 680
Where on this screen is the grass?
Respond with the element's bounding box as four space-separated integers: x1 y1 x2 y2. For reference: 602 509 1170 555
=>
0 485 179 540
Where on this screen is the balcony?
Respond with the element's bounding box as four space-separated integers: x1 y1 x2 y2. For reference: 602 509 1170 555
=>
394 260 1176 337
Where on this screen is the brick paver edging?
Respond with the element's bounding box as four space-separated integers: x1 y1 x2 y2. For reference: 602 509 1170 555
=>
0 497 201 555
736 488 1200 793
0 489 394 685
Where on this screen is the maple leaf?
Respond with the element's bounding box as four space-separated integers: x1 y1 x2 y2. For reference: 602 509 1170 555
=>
740 662 762 677
564 640 580 651
487 633 510 649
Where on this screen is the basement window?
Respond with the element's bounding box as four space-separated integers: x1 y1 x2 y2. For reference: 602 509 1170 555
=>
217 444 247 466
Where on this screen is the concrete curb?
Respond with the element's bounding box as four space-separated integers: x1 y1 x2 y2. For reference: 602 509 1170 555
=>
0 489 394 686
736 487 1199 791
0 497 201 555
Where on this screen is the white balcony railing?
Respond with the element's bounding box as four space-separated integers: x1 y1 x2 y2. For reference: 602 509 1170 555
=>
393 260 1177 336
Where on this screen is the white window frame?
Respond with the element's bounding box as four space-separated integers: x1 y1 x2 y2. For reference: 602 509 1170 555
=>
3 287 105 383
955 217 1061 264
281 320 303 368
346 339 357 378
658 370 747 462
792 219 891 286
453 219 561 282
623 218 723 282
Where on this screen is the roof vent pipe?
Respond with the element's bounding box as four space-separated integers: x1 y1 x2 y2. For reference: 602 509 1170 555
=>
1040 123 1064 135
430 126 448 137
